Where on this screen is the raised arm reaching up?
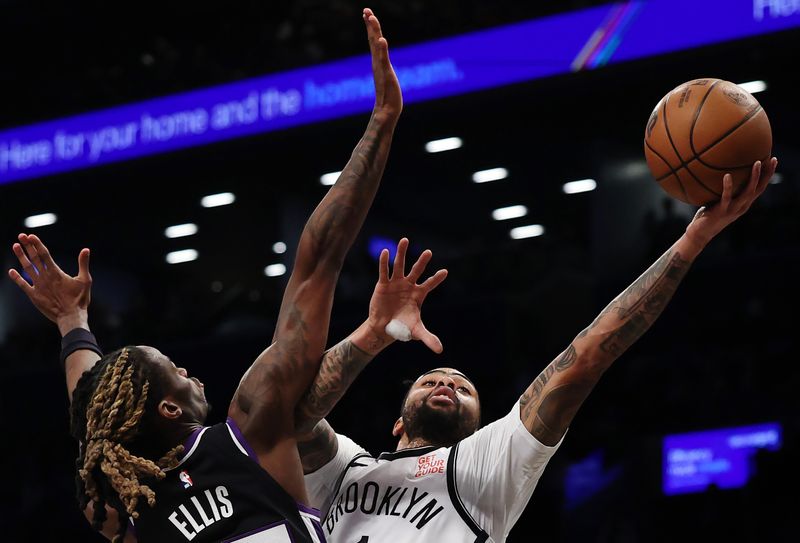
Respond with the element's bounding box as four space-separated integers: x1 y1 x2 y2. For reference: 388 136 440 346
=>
518 159 777 445
9 233 99 403
8 9 409 539
293 238 447 472
227 8 404 504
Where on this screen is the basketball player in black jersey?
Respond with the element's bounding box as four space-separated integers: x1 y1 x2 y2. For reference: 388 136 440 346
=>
8 8 402 542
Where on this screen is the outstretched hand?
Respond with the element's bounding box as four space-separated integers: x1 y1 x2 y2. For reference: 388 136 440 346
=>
368 238 447 353
685 157 778 247
364 7 402 120
8 233 92 332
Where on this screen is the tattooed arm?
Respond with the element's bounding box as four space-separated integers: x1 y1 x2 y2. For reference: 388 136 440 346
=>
295 334 379 474
227 9 402 502
295 326 384 437
295 239 447 473
519 159 777 446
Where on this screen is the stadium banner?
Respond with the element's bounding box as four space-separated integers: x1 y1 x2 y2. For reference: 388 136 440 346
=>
2 0 798 184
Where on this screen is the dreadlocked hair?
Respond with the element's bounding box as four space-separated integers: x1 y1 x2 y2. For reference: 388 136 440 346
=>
70 347 184 542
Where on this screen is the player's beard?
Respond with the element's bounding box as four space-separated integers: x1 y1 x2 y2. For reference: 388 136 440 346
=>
402 398 477 448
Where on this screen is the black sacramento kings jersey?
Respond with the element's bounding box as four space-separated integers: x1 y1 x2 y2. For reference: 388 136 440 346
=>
132 418 325 543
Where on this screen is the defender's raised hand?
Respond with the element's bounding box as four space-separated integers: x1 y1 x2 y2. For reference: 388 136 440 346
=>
364 8 402 120
368 238 448 353
8 233 92 334
293 238 447 438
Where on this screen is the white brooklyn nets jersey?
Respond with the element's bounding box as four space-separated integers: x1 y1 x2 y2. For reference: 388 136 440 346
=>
305 403 563 543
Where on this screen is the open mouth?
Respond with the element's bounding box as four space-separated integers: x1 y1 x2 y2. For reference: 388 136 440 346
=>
429 385 456 406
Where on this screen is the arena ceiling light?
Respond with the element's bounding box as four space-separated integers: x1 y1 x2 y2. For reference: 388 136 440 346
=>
200 192 236 208
472 167 509 183
272 242 287 254
265 263 287 277
166 249 199 264
737 80 767 94
425 137 463 153
164 223 198 239
320 171 341 186
23 212 57 228
562 179 597 194
510 224 545 239
492 205 528 221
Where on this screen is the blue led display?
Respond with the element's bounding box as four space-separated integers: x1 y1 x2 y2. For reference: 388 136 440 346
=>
663 422 782 495
1 0 798 184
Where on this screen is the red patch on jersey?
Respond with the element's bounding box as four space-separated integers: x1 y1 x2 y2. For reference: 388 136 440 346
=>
415 454 445 478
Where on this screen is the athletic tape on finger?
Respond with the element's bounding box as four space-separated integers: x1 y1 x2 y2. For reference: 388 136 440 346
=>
385 319 412 341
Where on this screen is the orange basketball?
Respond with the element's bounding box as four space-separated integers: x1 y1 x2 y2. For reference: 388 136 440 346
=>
644 78 772 206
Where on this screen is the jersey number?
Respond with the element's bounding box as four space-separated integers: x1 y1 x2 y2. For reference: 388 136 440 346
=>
355 538 369 543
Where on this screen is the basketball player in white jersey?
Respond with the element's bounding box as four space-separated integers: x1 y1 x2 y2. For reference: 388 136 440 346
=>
294 158 778 542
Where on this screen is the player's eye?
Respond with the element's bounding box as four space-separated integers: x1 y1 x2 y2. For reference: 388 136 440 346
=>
423 380 435 386
457 386 471 395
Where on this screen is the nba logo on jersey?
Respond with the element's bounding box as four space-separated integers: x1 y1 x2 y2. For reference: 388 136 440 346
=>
179 470 193 489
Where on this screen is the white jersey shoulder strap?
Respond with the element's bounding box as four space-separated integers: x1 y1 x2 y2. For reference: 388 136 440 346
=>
448 442 489 543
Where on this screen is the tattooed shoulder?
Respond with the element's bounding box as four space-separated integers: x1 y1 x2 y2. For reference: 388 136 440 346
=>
298 420 339 474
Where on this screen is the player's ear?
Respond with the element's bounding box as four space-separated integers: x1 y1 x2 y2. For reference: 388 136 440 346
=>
392 417 404 437
159 399 183 420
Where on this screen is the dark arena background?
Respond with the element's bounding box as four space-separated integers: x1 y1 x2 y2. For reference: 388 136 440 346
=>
1 1 798 541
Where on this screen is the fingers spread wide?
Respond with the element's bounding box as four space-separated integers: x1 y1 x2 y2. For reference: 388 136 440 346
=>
8 268 33 294
392 238 409 278
407 250 432 283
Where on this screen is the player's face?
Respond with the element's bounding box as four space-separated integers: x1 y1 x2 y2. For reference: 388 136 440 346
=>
401 368 480 446
138 346 210 424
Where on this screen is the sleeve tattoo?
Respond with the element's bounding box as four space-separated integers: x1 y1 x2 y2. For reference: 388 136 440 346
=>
295 339 375 434
519 248 692 445
297 419 339 474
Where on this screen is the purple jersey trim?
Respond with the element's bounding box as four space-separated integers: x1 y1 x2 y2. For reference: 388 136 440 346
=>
168 425 210 470
311 519 326 542
183 425 205 453
226 416 259 460
296 502 322 519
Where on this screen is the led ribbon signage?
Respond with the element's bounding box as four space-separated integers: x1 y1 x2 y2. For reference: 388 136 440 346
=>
1 0 798 184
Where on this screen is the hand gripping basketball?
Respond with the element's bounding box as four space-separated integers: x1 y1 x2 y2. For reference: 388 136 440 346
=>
644 78 772 206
